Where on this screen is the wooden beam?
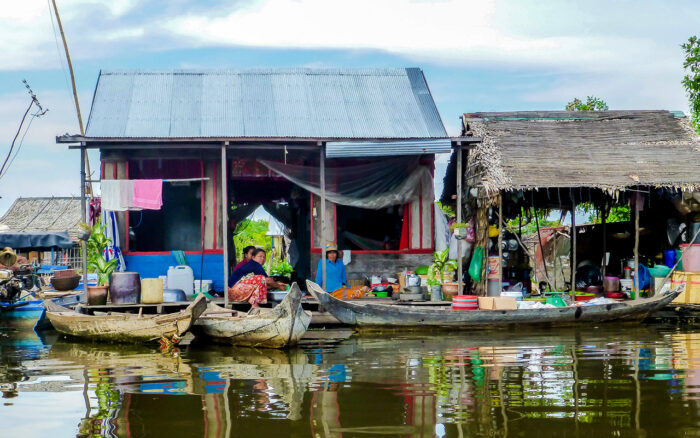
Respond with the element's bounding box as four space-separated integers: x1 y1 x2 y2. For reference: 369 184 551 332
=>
634 194 640 300
456 147 463 294
221 144 229 306
320 146 327 290
571 199 577 297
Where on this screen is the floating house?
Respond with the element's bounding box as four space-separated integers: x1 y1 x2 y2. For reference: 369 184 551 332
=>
58 68 474 294
443 110 700 297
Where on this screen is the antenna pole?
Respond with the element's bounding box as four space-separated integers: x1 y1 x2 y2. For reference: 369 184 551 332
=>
51 0 93 195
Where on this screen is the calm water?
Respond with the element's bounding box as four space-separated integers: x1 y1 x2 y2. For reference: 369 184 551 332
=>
0 324 699 437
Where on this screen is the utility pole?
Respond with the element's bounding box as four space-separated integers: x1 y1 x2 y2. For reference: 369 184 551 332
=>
51 0 92 195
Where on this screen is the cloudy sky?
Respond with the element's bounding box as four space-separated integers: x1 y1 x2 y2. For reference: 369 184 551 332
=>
0 0 697 213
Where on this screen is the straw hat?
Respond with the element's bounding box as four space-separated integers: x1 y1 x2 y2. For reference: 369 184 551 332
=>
325 243 339 252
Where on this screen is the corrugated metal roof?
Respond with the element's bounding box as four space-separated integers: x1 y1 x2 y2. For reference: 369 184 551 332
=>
326 139 451 158
85 68 447 140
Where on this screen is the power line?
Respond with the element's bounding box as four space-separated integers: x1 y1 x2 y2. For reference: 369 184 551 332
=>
0 81 48 180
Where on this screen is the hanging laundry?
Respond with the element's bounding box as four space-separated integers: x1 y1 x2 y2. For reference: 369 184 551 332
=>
132 179 163 210
119 179 136 210
100 180 126 211
102 210 125 272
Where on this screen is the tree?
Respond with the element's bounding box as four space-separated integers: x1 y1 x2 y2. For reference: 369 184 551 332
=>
566 96 609 111
682 35 700 134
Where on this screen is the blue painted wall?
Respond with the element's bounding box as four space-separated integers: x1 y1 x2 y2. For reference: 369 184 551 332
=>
123 253 225 293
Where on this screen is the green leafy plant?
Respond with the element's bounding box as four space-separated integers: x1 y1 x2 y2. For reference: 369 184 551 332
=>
85 218 118 286
566 96 609 111
449 222 468 230
682 35 700 134
428 249 458 284
233 218 271 261
436 201 455 218
270 259 293 276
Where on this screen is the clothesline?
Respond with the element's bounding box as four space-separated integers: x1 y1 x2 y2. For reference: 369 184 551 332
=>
89 178 210 183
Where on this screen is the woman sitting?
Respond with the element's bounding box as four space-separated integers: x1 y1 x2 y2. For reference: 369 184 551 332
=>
315 243 367 299
228 248 287 307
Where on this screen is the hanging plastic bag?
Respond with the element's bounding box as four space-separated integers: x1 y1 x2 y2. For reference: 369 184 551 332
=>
469 246 484 282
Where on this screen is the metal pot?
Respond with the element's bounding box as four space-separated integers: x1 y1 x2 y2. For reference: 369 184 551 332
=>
109 272 141 304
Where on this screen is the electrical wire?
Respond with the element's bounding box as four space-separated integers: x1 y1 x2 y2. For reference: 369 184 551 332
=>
0 100 34 178
0 111 41 181
47 0 73 101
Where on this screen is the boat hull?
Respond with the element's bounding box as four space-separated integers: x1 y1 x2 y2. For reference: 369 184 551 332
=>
44 294 207 343
193 283 311 348
306 281 681 328
1 293 84 331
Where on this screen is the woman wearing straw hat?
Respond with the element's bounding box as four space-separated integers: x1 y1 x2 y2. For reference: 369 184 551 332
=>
315 243 367 299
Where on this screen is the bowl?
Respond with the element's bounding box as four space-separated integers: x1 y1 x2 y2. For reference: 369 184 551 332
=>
163 288 187 302
606 292 625 299
50 275 80 291
574 293 596 301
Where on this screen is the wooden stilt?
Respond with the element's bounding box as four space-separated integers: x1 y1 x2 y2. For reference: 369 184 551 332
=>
221 144 229 307
320 146 327 290
634 194 640 299
498 194 503 293
571 199 577 296
456 146 463 294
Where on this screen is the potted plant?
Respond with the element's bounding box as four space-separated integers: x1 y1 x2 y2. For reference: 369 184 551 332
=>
450 222 469 240
429 249 459 300
426 276 443 301
269 259 293 284
83 219 118 305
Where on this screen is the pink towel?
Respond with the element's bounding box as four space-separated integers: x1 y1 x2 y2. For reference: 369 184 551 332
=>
132 179 163 210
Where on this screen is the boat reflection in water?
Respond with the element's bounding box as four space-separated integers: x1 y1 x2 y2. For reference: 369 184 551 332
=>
0 325 698 437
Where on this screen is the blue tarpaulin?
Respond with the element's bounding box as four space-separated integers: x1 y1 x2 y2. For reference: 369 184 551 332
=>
0 232 74 249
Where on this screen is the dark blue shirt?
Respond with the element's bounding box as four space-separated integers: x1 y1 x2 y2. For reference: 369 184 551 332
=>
228 260 267 287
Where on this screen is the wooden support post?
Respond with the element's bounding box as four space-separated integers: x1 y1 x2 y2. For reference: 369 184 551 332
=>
571 200 577 296
456 146 463 294
221 144 229 307
498 194 504 293
634 195 640 300
320 146 327 290
602 203 608 278
80 144 88 300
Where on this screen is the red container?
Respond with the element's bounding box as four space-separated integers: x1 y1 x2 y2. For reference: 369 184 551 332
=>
574 293 595 301
680 244 700 272
606 292 625 299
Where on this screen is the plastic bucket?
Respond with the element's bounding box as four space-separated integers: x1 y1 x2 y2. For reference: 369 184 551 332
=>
681 244 700 272
141 278 164 304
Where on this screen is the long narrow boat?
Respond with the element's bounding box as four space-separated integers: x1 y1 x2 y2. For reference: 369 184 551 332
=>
307 281 682 328
192 283 311 348
44 294 207 343
1 292 84 331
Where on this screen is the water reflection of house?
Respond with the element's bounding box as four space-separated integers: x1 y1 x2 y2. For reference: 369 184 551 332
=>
58 68 454 292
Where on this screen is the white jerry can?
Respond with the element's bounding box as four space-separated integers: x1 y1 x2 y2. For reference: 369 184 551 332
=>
167 265 195 299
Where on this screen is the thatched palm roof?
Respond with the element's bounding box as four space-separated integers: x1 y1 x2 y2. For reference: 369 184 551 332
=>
464 110 700 194
0 197 82 239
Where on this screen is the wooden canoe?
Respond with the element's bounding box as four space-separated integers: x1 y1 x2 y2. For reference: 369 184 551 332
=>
192 283 311 348
44 294 207 343
306 280 682 328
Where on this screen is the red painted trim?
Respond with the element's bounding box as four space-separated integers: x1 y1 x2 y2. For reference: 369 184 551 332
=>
125 161 129 253
309 193 314 251
100 160 105 179
124 249 224 256
430 199 435 250
212 161 217 249
419 193 423 249
200 160 205 250
310 248 433 255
